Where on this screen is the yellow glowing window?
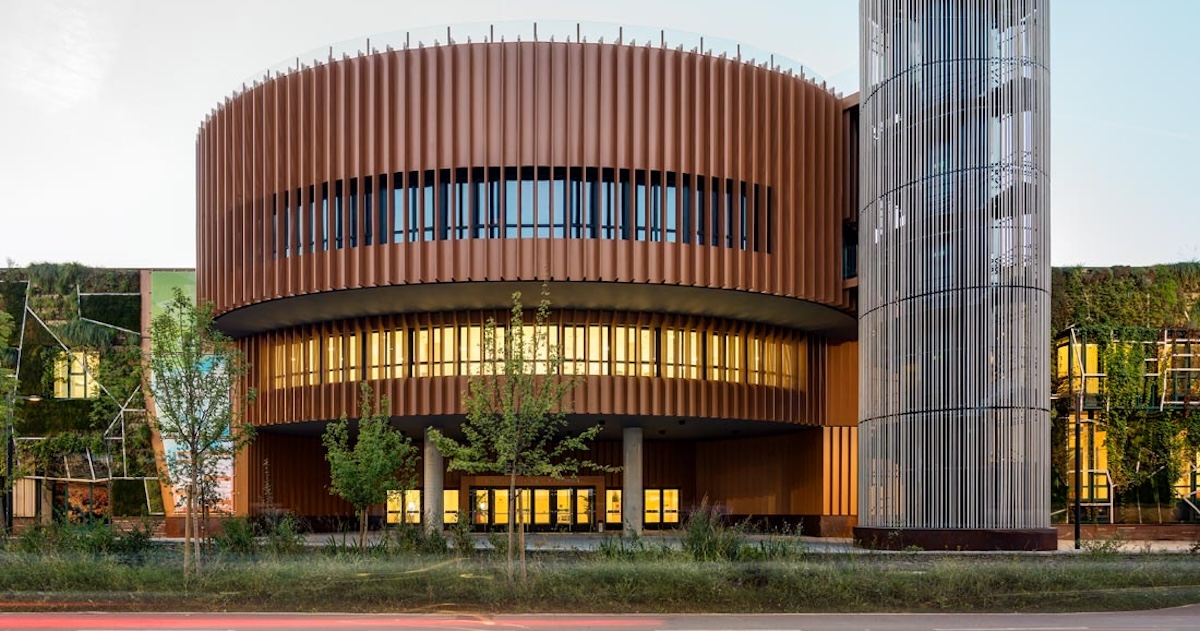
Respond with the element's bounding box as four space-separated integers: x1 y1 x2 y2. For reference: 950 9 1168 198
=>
493 489 509 525
325 335 343 383
662 489 679 523
644 489 661 524
575 489 593 524
473 490 489 524
443 490 459 524
605 489 622 523
386 489 421 524
556 489 573 524
54 351 99 399
463 325 483 375
533 489 551 525
638 327 654 377
414 328 431 377
587 325 610 375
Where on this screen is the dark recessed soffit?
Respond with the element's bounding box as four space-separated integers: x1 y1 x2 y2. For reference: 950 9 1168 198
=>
214 281 855 339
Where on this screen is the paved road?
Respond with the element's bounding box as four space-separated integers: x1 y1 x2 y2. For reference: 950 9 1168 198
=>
1 607 1198 631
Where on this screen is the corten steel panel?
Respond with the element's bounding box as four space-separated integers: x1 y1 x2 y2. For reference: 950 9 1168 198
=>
694 428 856 519
857 1 1051 531
196 41 851 327
239 310 825 427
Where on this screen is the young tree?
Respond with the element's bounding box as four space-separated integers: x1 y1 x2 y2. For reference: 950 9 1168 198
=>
323 381 417 548
148 287 255 576
428 287 606 582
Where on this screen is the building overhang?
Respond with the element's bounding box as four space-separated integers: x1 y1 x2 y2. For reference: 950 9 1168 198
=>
214 281 856 339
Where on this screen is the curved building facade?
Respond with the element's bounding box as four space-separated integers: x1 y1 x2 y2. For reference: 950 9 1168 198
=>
197 30 861 534
856 1 1053 548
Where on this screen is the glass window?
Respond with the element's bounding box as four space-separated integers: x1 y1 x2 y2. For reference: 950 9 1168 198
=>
568 170 584 239
710 179 721 247
533 489 551 525
325 334 343 383
575 488 593 525
392 173 405 243
385 490 421 524
739 181 747 250
54 351 99 399
766 187 774 254
505 178 520 238
444 489 460 524
537 177 552 238
437 175 451 241
280 192 289 258
377 173 389 245
307 185 316 253
271 194 278 259
321 182 330 251
471 173 485 239
725 179 734 248
408 179 420 243
349 179 359 247
455 178 469 240
487 176 502 239
605 489 622 523
473 489 489 525
681 175 692 245
600 170 616 239
635 173 647 241
333 180 343 249
362 178 372 246
426 175 440 241
644 489 661 524
650 172 662 243
619 170 632 241
695 176 707 245
553 489 571 525
493 489 509 526
664 173 677 243
587 325 610 375
662 489 680 524
752 183 761 252
520 179 535 238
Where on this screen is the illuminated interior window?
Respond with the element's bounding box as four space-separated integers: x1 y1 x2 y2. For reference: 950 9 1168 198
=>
443 489 459 524
386 489 422 524
644 489 662 524
266 314 806 392
533 489 551 525
54 351 99 399
557 489 574 524
605 489 622 523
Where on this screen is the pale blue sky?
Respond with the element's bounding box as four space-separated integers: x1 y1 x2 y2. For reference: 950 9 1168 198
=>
0 0 1194 268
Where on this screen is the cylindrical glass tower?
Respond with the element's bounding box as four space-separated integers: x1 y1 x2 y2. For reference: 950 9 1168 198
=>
856 0 1053 549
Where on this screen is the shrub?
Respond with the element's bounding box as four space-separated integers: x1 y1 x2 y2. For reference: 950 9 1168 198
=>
681 499 745 561
213 518 259 556
449 518 475 557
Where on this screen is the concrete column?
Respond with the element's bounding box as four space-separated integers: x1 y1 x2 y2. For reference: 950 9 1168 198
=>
622 426 643 534
423 427 444 533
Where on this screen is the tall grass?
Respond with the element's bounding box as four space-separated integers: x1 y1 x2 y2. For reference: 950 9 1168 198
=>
2 551 1199 613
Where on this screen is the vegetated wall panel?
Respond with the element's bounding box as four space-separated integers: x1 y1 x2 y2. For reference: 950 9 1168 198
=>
197 41 851 322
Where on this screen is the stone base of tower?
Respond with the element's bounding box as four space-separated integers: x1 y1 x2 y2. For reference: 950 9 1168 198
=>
854 526 1057 551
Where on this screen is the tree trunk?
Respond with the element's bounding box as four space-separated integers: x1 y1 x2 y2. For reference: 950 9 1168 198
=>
359 507 368 548
518 489 527 583
183 485 192 577
506 471 516 583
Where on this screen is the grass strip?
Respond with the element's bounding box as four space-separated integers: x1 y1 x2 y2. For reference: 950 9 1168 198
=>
2 552 1199 613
